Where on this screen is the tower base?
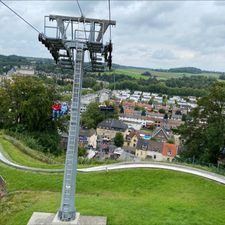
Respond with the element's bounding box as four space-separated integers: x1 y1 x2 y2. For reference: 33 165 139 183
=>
27 212 107 225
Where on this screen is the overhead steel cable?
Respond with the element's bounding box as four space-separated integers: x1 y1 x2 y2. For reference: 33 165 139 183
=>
108 0 112 41
75 0 87 40
108 0 114 85
0 0 40 34
76 0 84 18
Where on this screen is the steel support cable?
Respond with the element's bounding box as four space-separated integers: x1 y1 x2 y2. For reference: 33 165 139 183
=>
0 0 41 34
76 0 84 18
75 0 87 41
108 0 112 41
82 19 87 41
108 0 114 83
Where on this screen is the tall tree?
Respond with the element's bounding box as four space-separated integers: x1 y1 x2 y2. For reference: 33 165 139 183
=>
81 102 118 129
0 76 57 131
177 82 225 163
114 132 124 147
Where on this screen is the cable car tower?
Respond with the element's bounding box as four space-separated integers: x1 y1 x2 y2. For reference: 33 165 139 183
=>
39 15 116 222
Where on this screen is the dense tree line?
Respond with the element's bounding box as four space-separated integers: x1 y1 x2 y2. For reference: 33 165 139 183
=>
219 74 225 80
165 76 217 89
141 71 152 76
108 80 208 97
177 82 225 164
84 72 212 97
0 55 30 74
0 76 65 154
82 77 97 88
56 72 213 97
0 55 220 98
168 67 202 74
36 63 73 76
84 71 158 82
0 54 73 76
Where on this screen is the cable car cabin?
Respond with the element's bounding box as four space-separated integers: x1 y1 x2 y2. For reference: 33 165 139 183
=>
99 105 115 112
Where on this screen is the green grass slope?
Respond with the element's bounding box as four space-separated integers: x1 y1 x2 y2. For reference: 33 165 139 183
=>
0 163 225 225
0 137 64 169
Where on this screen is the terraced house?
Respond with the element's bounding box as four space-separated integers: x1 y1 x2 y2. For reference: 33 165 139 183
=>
135 139 177 162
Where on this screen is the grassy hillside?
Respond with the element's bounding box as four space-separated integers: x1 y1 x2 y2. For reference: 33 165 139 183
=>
106 69 148 79
1 162 225 225
0 136 118 169
1 54 222 81
149 70 220 80
106 68 221 80
0 137 64 169
0 134 225 225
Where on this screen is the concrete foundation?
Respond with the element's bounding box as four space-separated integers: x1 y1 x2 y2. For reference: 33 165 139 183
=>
27 212 107 225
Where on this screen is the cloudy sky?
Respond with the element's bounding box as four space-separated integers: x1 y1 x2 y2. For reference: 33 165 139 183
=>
1 0 225 71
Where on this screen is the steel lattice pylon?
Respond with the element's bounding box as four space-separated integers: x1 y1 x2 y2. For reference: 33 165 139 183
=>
58 43 84 221
39 15 116 221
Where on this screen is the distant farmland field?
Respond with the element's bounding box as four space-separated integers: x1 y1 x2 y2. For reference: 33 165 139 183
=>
107 68 221 80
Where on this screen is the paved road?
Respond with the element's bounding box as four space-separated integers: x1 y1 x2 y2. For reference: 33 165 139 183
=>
0 144 225 185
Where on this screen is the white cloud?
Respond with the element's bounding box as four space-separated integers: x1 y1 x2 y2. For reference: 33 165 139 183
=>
1 1 225 71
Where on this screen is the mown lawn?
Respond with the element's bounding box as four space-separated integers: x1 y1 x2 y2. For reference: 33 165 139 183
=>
0 163 225 225
0 137 64 169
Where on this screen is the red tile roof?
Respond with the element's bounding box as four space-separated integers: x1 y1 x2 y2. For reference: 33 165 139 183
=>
162 143 177 157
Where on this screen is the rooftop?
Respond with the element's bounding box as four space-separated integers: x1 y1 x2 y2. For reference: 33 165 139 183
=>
97 119 128 132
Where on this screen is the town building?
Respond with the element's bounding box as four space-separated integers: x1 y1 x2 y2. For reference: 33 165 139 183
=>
136 139 164 160
112 90 130 101
80 93 98 113
124 131 140 148
162 143 177 161
97 89 111 103
152 127 170 142
7 65 35 76
142 92 151 102
79 129 97 149
60 129 97 150
135 139 177 161
97 119 128 140
119 114 151 130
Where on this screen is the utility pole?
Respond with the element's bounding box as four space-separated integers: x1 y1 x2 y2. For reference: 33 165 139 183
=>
39 15 116 222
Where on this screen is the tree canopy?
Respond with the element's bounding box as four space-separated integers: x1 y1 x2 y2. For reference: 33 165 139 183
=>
165 75 216 89
177 82 225 163
114 132 124 147
0 76 64 155
81 102 118 129
0 76 58 131
219 74 225 80
168 67 202 74
108 78 208 97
